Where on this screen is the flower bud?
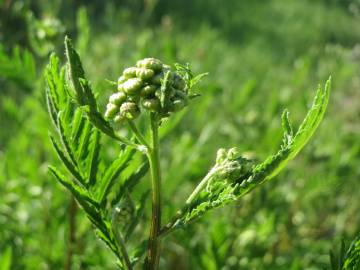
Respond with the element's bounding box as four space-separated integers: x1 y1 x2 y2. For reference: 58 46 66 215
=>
105 103 118 119
136 68 155 80
136 58 163 71
173 89 187 99
216 148 227 164
140 85 157 97
123 67 138 79
114 114 125 124
123 78 143 95
120 102 140 120
227 147 241 160
151 73 163 85
127 94 140 104
172 74 186 90
109 92 127 106
142 98 161 112
118 75 126 84
170 98 186 112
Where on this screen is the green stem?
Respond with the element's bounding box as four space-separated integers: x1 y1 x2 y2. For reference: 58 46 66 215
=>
64 196 77 270
185 165 220 204
145 113 162 270
127 120 150 149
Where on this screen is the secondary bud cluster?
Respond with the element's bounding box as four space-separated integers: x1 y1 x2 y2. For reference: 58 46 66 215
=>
215 147 253 182
105 58 188 123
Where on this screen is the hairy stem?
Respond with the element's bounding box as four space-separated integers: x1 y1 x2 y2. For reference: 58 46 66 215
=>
64 196 77 270
127 120 150 149
145 113 162 270
185 165 220 204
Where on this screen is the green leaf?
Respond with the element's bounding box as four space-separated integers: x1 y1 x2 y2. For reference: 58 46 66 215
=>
165 77 331 231
160 70 172 111
97 148 136 205
71 108 85 142
0 247 12 270
281 109 293 146
76 120 92 161
87 130 101 187
48 166 98 208
111 162 149 206
50 135 85 186
343 234 360 270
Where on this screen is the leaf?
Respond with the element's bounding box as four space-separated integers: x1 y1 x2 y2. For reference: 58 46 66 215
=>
0 247 12 270
281 109 293 146
97 148 136 205
190 72 209 89
57 114 78 166
87 130 101 187
160 71 172 111
164 77 331 231
50 135 85 186
111 162 149 206
343 234 360 270
71 108 86 143
76 120 92 161
48 166 98 208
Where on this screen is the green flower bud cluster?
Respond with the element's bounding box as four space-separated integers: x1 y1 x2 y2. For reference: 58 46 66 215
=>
215 147 253 182
105 58 188 123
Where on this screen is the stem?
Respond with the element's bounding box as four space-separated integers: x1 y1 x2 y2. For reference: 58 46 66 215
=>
159 166 221 237
127 120 150 149
145 113 162 270
64 196 77 270
185 165 219 204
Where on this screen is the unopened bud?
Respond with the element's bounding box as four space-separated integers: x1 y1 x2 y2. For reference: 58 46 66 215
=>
105 103 118 119
136 68 155 80
142 98 161 112
123 78 143 95
123 67 138 79
140 85 157 97
109 92 127 106
136 58 163 71
120 102 140 119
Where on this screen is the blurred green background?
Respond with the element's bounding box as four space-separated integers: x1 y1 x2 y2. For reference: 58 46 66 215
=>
1 0 360 269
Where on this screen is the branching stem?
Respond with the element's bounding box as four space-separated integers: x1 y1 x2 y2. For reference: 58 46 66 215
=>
127 120 150 149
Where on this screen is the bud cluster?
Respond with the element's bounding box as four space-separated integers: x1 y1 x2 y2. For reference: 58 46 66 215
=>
215 148 253 183
105 58 188 123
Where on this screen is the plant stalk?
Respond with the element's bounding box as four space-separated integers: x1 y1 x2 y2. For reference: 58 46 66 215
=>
145 113 162 270
64 195 77 270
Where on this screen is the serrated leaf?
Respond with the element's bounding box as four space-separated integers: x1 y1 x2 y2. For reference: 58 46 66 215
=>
281 109 293 146
97 148 136 205
57 114 78 166
71 108 86 142
160 71 172 111
87 130 101 187
111 162 149 207
48 166 98 208
50 135 85 186
77 120 92 161
165 77 331 231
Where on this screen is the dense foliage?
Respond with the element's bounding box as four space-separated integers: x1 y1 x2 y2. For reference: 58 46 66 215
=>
1 1 360 269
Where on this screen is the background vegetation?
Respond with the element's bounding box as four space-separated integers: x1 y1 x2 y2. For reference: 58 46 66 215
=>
0 0 359 269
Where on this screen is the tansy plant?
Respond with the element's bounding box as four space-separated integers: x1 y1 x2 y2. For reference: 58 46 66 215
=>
45 37 331 270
